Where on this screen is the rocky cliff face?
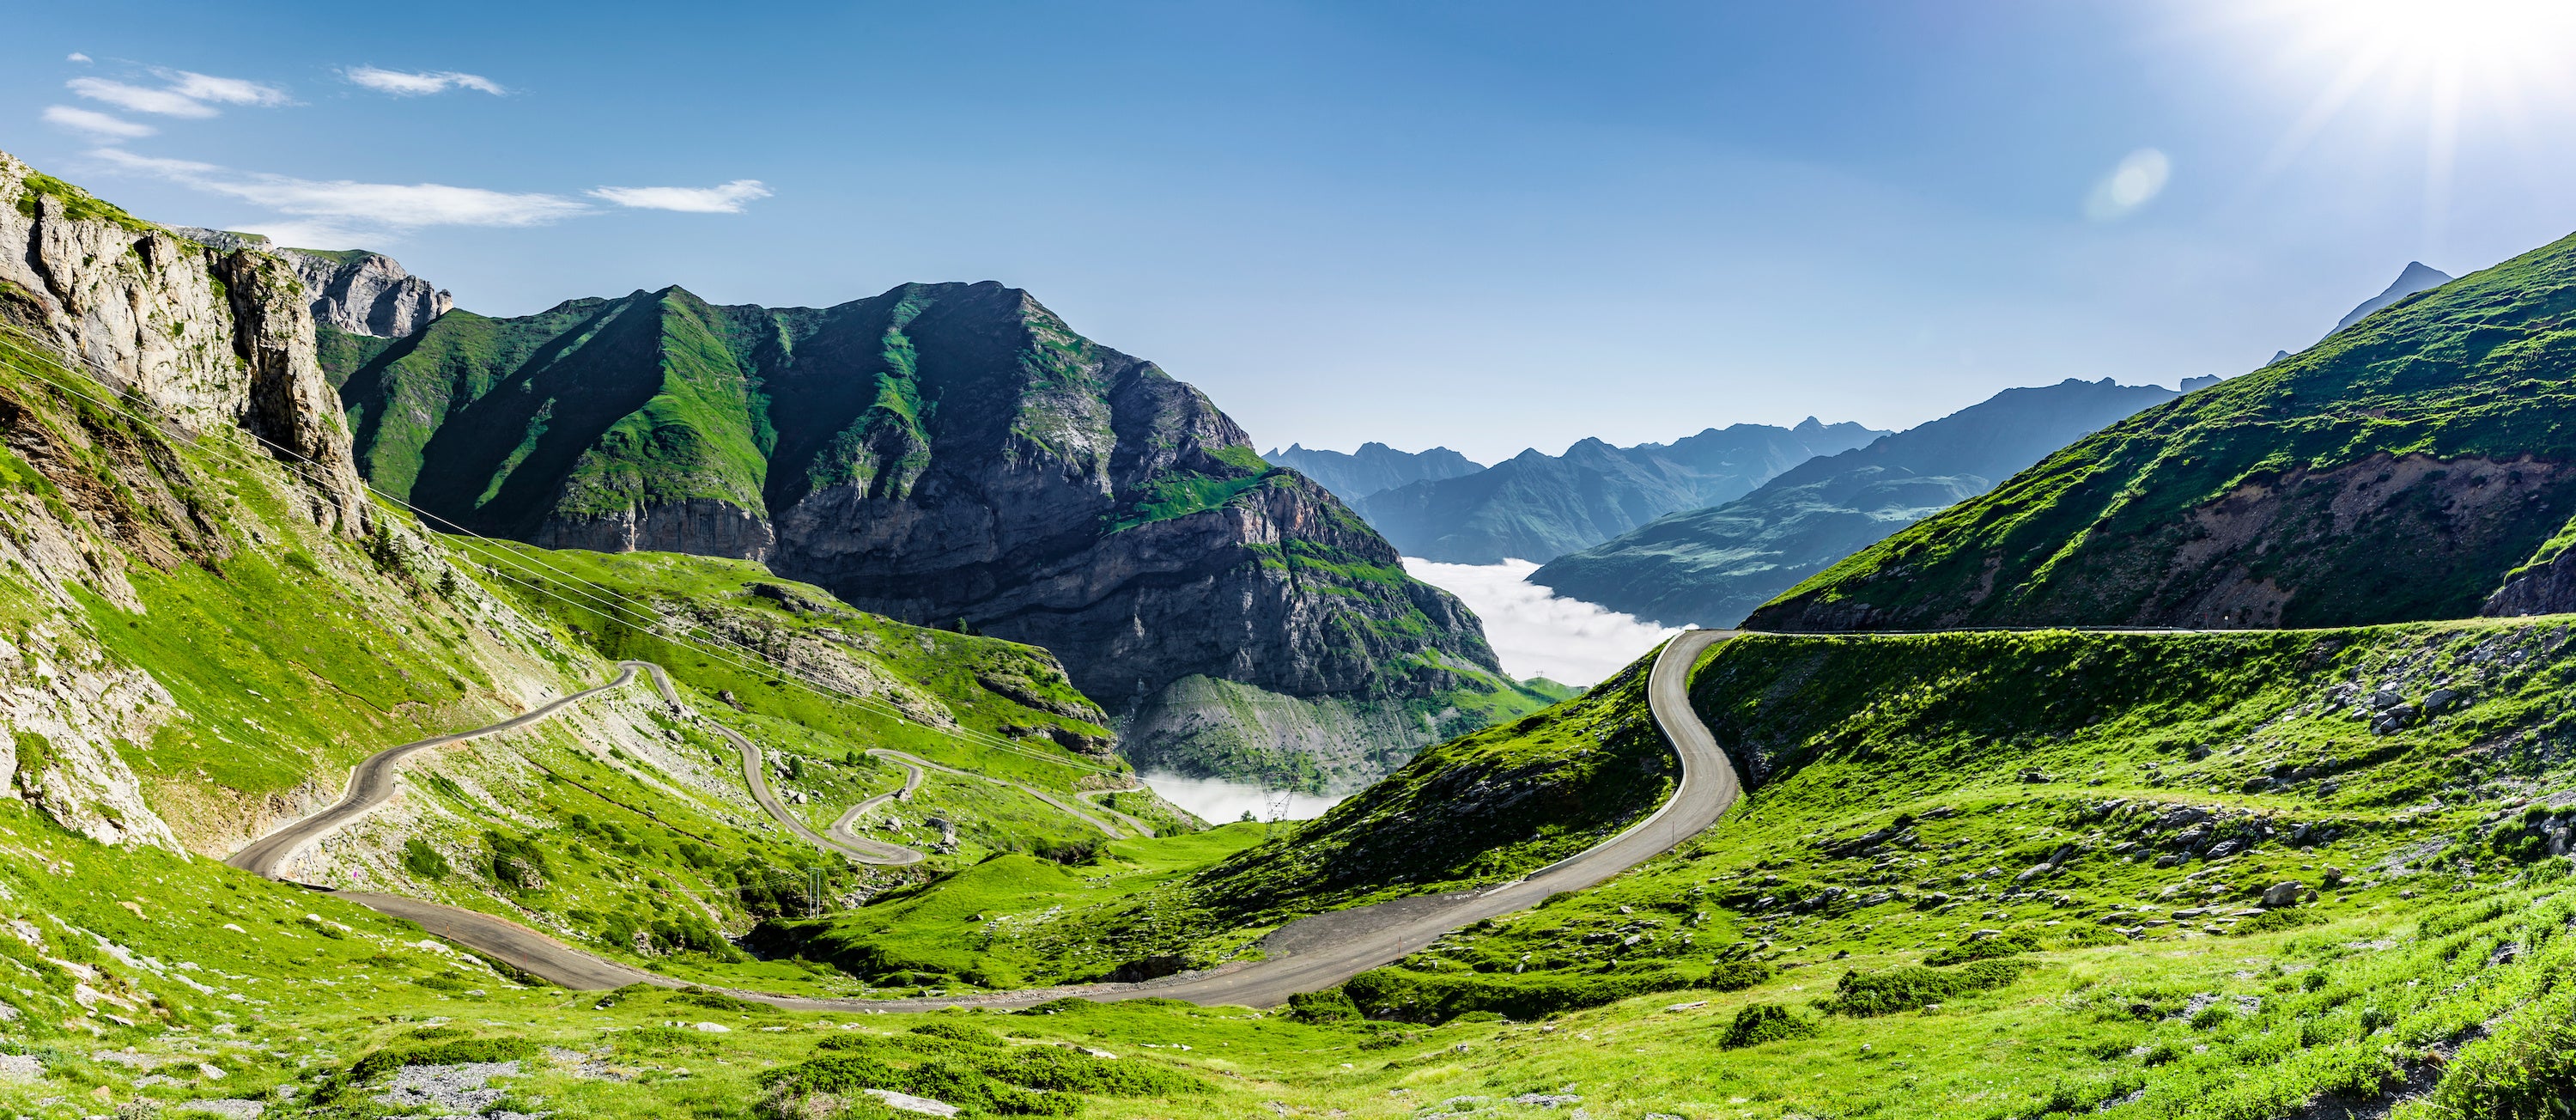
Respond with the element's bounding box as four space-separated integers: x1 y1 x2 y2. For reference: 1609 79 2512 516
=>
334 280 1536 782
3 154 368 529
172 228 453 340
277 248 452 338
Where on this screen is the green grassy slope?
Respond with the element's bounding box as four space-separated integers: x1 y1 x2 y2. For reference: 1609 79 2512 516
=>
1286 619 2576 1117
1750 233 2576 631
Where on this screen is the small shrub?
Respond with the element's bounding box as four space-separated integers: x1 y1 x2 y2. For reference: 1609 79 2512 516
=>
672 987 763 1013
1820 959 2031 1017
345 1037 538 1083
1720 1003 1820 1049
1925 932 2038 966
1284 989 1361 1024
908 1020 1002 1047
2231 908 2324 936
2421 1012 2576 1119
400 837 450 881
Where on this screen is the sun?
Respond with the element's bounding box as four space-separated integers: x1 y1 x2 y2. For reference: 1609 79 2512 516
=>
2251 0 2576 105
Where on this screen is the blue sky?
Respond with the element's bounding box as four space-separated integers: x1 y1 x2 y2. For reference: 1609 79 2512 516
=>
9 0 2576 462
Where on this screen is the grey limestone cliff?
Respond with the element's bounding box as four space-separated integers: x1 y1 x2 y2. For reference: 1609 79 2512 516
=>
5 157 368 529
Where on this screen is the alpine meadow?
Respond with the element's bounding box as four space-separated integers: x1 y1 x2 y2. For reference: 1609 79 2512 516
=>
11 5 2576 1120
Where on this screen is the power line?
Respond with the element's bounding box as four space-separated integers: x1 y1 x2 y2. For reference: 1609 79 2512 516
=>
0 326 1116 779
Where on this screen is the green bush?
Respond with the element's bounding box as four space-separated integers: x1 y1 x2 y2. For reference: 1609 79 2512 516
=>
908 1020 1002 1047
671 987 763 1013
2422 1011 2576 1119
1820 960 2030 1017
400 837 451 881
2231 908 2324 936
1924 932 2038 966
343 1037 538 1083
1284 989 1362 1024
1720 1003 1821 1049
999 1045 1206 1096
1345 959 1764 1023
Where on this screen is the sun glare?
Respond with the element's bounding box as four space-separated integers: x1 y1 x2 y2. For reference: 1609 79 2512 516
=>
2207 0 2576 236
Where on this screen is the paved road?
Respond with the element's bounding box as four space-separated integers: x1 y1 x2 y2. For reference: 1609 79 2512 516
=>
867 748 1130 839
235 632 1743 1008
224 664 649 879
827 753 927 858
1075 786 1159 837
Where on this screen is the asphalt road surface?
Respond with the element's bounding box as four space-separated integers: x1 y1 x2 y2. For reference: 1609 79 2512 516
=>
232 632 1743 1008
224 664 648 879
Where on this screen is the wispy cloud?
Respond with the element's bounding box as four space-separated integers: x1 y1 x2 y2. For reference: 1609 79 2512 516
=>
88 148 589 237
157 69 291 107
66 52 91 64
69 77 217 118
43 105 155 140
66 69 289 119
587 180 772 213
345 67 507 96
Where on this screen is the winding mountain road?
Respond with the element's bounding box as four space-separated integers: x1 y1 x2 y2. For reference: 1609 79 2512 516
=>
230 630 1745 1008
224 664 651 880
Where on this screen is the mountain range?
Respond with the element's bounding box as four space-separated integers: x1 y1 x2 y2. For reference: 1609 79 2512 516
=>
1531 376 2186 626
1261 441 1484 502
319 281 1545 790
1348 419 1885 564
9 143 2576 1120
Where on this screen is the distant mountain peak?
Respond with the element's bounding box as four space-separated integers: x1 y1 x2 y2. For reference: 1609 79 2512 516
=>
2335 261 2454 333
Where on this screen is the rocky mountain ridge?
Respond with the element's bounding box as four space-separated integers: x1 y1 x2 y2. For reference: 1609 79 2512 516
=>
1352 418 1886 564
1533 377 2182 626
1263 441 1485 502
328 282 1543 787
172 228 454 340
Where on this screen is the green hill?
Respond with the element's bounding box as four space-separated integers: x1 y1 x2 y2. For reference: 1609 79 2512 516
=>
1748 233 2576 631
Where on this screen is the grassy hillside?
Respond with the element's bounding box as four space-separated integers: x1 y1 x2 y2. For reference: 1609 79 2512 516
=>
1751 232 2576 631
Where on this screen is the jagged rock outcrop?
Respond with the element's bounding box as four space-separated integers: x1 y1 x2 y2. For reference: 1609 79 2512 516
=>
332 280 1531 779
2 153 369 529
172 228 453 339
276 248 452 338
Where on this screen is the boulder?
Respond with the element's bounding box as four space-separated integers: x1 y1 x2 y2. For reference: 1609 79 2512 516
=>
2259 881 2303 908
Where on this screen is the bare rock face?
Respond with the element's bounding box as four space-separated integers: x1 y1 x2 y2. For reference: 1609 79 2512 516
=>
173 228 453 339
534 496 777 562
275 248 453 338
1 152 369 529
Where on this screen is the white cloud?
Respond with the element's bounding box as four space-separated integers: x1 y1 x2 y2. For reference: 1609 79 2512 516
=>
87 148 588 232
68 77 217 118
66 52 91 64
344 67 506 96
43 105 155 140
587 180 772 213
1139 773 1346 823
155 69 290 107
2084 148 2171 222
1400 557 1677 686
65 70 288 119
